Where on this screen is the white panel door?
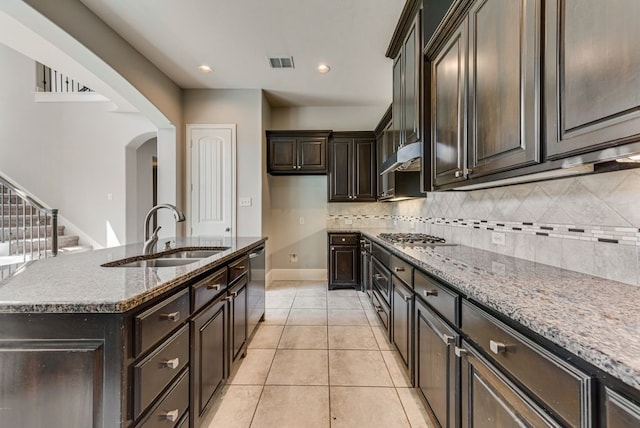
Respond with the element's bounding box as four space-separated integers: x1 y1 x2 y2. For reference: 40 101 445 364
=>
189 125 235 237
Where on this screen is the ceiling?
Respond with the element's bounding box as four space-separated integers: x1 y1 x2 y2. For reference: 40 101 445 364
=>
79 0 405 107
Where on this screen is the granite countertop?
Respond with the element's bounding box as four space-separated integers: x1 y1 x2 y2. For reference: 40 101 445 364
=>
328 227 640 391
0 236 266 314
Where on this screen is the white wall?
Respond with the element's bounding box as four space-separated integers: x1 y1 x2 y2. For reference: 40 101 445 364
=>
0 44 157 247
136 138 157 242
183 89 264 237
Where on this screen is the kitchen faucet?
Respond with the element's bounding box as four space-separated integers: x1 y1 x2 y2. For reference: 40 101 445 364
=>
142 204 186 255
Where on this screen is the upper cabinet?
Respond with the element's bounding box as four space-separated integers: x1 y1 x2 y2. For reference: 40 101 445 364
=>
545 0 640 159
431 0 541 188
328 132 377 202
266 131 330 175
387 1 422 150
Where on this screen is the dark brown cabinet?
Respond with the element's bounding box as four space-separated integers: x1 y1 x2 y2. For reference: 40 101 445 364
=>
328 132 376 202
545 0 640 159
328 233 360 289
467 0 540 177
432 17 467 187
432 0 541 188
191 294 228 427
229 274 248 362
603 387 640 427
415 298 458 428
266 131 330 174
459 340 559 427
391 276 413 374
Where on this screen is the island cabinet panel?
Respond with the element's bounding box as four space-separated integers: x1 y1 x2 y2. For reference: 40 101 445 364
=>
545 0 640 159
467 0 540 177
391 275 413 373
0 339 104 428
603 387 640 427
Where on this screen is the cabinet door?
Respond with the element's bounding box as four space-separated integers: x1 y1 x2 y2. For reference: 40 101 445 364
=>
328 138 352 201
468 0 540 177
191 297 227 427
268 138 297 172
603 387 640 427
403 14 421 146
459 340 560 427
545 0 640 159
392 57 403 149
329 245 359 289
298 138 327 172
230 276 248 362
432 18 468 187
415 299 457 428
353 139 376 201
392 277 413 372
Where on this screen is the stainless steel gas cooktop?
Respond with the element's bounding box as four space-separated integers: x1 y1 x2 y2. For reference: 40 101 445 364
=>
378 233 452 246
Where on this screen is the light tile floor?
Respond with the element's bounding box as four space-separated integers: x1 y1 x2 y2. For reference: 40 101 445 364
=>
203 280 434 428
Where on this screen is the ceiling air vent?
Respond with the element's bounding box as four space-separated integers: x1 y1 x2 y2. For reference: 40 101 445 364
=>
268 56 295 69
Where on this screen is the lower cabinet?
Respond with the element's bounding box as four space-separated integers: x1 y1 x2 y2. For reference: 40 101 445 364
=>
328 233 360 289
391 276 413 374
229 275 248 362
458 340 560 427
190 294 228 427
603 387 640 427
415 298 458 428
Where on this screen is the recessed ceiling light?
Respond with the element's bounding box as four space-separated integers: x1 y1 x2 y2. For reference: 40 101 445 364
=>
317 64 331 74
198 64 213 73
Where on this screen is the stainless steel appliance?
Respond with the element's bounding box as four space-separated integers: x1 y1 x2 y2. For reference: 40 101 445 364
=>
247 245 265 336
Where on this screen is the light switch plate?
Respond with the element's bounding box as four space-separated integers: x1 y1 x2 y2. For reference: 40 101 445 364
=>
239 197 252 207
491 231 506 246
344 219 353 225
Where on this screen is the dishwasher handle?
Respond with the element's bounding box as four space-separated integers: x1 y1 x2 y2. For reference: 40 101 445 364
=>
249 246 265 258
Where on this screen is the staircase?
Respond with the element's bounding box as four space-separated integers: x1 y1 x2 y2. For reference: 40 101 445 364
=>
0 174 88 266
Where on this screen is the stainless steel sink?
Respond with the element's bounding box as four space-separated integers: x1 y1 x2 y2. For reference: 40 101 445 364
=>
114 258 201 268
161 249 228 259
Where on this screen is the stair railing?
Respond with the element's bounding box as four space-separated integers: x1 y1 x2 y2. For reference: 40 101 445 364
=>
36 62 93 93
0 173 58 261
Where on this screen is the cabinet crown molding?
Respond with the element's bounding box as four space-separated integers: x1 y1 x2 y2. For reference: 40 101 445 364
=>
386 0 422 58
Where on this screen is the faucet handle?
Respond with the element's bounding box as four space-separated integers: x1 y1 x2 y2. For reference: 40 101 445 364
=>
164 240 175 251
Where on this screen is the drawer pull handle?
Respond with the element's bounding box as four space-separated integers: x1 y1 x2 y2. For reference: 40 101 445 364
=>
230 291 239 298
402 294 412 302
442 334 455 345
489 340 510 354
234 265 246 270
423 290 438 297
394 267 405 272
374 304 383 312
162 358 180 369
162 409 179 422
160 312 180 322
374 274 384 280
454 346 467 358
207 283 222 290
225 296 234 302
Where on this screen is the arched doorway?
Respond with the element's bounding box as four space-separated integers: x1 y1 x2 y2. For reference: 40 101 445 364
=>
125 132 158 243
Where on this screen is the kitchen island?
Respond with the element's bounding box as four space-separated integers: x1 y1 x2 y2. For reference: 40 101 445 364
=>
0 236 266 428
331 227 640 427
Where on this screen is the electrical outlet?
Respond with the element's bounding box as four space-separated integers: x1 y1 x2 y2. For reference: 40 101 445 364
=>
491 231 506 246
239 197 252 207
344 219 353 225
288 253 298 263
107 193 113 201
492 261 506 275
409 222 416 230
299 217 305 225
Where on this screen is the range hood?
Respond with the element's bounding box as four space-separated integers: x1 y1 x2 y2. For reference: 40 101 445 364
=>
379 142 422 175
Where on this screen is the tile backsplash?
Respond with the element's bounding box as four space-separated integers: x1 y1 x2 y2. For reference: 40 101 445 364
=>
327 169 640 286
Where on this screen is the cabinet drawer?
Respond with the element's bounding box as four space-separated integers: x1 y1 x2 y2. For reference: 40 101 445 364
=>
372 290 390 332
330 234 359 245
229 255 249 284
462 301 592 427
371 257 391 304
137 368 189 428
390 255 412 287
133 325 189 419
135 288 190 357
414 270 458 327
192 267 227 313
176 413 189 428
371 242 391 266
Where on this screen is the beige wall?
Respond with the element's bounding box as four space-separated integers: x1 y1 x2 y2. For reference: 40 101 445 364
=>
271 106 386 131
183 89 264 237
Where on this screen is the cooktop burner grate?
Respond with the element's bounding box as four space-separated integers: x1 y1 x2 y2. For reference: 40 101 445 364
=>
378 233 447 245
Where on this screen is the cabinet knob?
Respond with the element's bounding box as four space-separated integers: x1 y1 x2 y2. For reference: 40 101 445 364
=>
331 247 335 251
159 311 180 322
454 346 467 358
423 290 438 297
342 238 346 242
292 165 296 169
162 358 180 369
489 340 511 355
455 170 463 178
161 409 179 422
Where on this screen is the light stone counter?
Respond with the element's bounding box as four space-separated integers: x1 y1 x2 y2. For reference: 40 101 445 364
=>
0 236 266 313
330 227 640 391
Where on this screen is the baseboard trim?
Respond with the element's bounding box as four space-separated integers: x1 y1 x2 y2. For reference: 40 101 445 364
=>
269 269 327 281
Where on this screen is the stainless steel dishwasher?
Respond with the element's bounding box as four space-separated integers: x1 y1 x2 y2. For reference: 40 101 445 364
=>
247 244 266 337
